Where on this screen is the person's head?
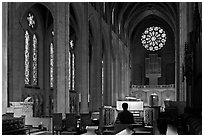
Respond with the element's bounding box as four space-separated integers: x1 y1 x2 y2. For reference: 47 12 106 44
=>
122 103 128 110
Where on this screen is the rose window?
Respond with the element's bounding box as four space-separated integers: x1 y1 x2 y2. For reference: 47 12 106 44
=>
141 26 167 51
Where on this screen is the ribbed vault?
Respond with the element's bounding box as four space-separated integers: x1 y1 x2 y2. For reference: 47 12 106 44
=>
109 2 178 45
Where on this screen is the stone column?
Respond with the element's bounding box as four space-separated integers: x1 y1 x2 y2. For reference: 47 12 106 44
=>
120 42 125 99
175 3 182 101
111 33 120 106
78 3 89 113
117 40 122 101
124 47 129 97
2 2 8 114
118 61 122 100
89 4 104 112
115 59 119 103
90 45 102 112
54 3 70 115
179 3 187 101
111 60 115 106
124 51 129 97
103 45 112 106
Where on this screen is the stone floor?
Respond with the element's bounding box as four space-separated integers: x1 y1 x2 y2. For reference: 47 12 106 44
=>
31 124 177 135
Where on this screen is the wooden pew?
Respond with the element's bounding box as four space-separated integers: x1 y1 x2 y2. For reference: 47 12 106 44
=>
52 113 62 134
2 114 29 135
80 113 91 129
98 106 117 134
65 113 77 132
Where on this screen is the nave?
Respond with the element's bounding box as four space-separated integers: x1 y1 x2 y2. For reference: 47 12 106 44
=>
2 2 202 135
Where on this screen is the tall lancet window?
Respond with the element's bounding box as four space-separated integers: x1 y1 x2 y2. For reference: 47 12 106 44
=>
101 60 104 95
32 34 38 85
24 30 30 85
50 31 54 88
24 12 39 86
69 40 75 90
68 50 71 90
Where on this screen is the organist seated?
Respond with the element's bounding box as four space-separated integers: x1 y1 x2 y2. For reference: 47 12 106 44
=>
116 103 134 124
114 103 134 133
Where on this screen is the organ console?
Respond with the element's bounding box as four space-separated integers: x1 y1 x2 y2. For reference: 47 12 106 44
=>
97 97 161 135
116 100 144 125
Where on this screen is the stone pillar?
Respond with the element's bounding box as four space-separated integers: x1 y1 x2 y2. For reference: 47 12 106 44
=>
90 28 102 111
117 42 122 101
2 2 8 114
112 60 116 106
90 45 102 111
179 3 187 101
103 44 112 106
78 3 89 113
124 48 130 97
118 61 122 100
111 34 120 105
122 53 127 99
111 61 115 106
115 59 119 103
128 52 131 95
123 63 126 96
10 3 22 102
175 4 182 101
120 43 125 99
54 3 70 115
125 50 129 97
89 4 104 112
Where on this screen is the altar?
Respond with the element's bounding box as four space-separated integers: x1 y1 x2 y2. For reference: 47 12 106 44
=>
7 97 33 117
130 84 175 107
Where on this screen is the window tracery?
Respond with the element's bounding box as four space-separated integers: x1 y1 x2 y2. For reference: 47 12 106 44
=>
24 12 39 87
141 26 167 51
27 12 36 29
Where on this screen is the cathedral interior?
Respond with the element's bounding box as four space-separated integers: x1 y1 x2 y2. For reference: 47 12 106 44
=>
2 2 202 135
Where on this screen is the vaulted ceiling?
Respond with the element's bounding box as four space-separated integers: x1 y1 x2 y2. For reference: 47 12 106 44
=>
109 2 179 44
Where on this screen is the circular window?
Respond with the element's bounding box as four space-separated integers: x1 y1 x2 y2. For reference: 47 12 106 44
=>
141 26 167 51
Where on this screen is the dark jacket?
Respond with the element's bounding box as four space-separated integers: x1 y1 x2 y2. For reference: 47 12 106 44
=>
117 110 134 124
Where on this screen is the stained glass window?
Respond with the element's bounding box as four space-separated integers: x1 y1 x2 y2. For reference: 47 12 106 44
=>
69 40 75 90
32 34 38 85
50 42 54 88
72 53 75 90
27 12 36 29
141 26 167 51
68 51 71 90
24 12 39 87
102 60 104 94
25 30 30 85
50 30 54 88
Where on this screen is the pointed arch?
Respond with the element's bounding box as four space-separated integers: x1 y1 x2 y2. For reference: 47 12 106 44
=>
19 3 55 117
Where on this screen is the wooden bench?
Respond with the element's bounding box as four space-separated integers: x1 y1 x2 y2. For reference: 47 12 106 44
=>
2 114 28 135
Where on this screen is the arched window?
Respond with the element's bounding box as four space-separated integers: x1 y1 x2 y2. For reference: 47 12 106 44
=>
101 59 104 105
69 40 75 90
141 26 167 51
24 11 39 86
50 30 54 88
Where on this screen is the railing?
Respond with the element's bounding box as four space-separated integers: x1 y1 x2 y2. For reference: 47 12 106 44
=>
131 84 175 89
